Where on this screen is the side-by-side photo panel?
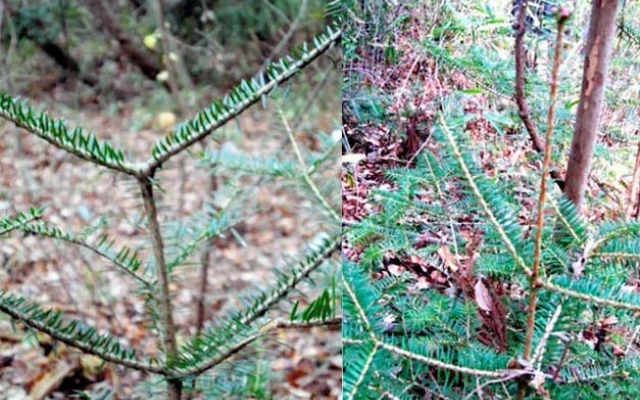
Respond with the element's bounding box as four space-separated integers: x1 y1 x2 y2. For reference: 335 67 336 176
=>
342 0 640 399
0 1 341 399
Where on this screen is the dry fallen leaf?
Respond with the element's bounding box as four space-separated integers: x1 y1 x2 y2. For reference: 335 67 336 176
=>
28 360 77 400
437 245 458 272
341 153 366 165
474 280 492 313
387 264 404 276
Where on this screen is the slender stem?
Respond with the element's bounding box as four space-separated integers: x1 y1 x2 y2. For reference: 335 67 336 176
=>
195 175 218 336
513 0 564 190
151 0 192 220
139 176 181 400
347 342 379 400
20 225 151 287
258 0 308 74
279 108 340 222
532 304 563 369
626 142 640 219
523 14 567 361
377 337 508 379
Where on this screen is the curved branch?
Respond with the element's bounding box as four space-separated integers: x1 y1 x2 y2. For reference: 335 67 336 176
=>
514 0 564 190
19 223 151 287
0 207 43 236
0 294 164 375
169 317 340 379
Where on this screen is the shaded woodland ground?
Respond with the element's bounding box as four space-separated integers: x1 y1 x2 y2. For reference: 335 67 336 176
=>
343 0 640 398
0 1 341 399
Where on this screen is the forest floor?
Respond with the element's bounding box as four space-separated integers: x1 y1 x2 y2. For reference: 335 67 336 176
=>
0 67 341 398
342 1 635 338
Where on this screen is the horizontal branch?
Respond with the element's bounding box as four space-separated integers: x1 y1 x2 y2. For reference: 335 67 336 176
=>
591 251 640 260
539 280 640 312
0 292 164 375
344 265 513 379
259 316 341 332
377 341 508 378
168 317 340 379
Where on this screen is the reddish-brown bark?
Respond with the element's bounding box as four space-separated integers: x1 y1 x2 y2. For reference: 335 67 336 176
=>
564 0 620 210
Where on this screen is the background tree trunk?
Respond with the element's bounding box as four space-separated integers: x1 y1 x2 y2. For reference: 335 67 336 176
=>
564 0 620 210
85 0 163 82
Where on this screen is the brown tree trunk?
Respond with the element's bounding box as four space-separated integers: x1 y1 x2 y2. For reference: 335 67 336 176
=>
563 0 620 210
85 0 163 82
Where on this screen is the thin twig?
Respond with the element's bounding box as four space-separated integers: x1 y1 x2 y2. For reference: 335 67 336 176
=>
194 174 218 337
514 0 564 191
464 370 533 400
151 0 192 219
377 341 510 378
532 304 563 368
627 142 640 219
279 108 340 222
259 0 308 74
20 225 151 287
523 12 568 360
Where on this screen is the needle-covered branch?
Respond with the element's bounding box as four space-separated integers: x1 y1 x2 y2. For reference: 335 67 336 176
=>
168 316 340 379
440 115 640 313
0 290 164 374
524 10 569 360
0 207 44 236
0 94 140 176
17 222 151 287
172 234 339 375
144 24 342 171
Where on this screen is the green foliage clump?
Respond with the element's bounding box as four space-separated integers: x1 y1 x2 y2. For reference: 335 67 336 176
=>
344 107 640 398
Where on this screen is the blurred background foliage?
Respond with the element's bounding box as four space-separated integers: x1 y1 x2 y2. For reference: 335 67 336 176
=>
0 0 332 109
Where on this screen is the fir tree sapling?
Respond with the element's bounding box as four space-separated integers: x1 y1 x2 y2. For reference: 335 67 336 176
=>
344 4 640 399
0 19 341 400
